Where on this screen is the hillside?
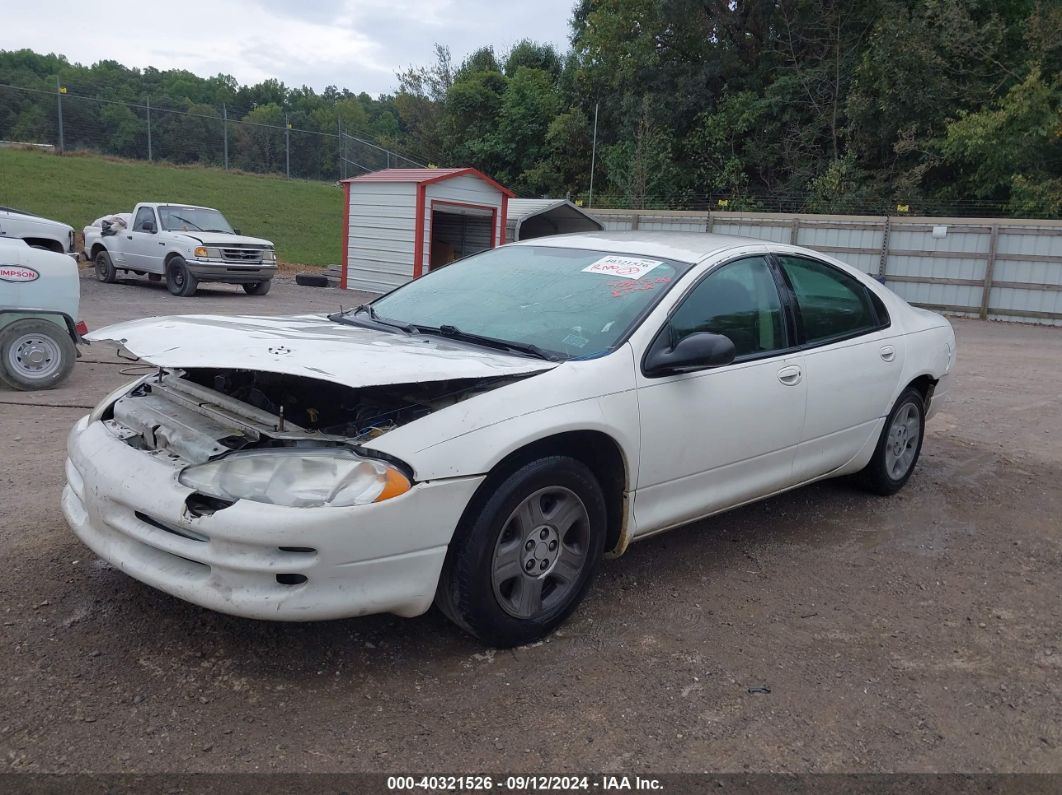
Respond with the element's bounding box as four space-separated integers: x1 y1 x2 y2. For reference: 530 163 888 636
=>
0 148 342 266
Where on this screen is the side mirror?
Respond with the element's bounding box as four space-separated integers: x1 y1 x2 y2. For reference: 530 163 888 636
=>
644 331 736 376
141 221 157 233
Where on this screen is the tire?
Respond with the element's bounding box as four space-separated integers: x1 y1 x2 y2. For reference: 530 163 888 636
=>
94 250 117 283
166 257 198 297
295 273 329 288
242 280 272 295
436 456 607 647
857 387 926 496
0 319 76 391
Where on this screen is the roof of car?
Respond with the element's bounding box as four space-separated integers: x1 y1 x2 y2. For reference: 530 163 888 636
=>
510 231 765 263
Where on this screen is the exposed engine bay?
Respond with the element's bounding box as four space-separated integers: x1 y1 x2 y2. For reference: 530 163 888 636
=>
103 367 522 465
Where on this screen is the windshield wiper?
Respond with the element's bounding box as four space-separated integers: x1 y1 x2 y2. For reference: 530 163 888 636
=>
423 324 556 361
171 215 203 231
203 228 232 233
328 304 415 334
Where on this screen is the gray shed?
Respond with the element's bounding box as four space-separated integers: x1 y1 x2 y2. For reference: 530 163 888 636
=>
505 199 603 242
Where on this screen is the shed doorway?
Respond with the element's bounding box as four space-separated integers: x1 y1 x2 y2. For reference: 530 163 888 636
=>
430 203 495 271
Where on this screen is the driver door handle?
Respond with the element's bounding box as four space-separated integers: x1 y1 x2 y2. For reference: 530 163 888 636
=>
777 365 802 386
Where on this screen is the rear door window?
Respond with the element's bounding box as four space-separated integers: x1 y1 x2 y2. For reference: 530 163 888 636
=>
777 255 879 345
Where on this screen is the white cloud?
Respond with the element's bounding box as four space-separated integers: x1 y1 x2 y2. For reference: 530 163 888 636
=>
1 0 575 94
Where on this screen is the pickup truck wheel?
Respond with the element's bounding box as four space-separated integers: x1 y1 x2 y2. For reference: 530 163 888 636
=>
435 456 606 647
166 257 198 297
0 319 76 391
94 250 117 283
242 280 272 296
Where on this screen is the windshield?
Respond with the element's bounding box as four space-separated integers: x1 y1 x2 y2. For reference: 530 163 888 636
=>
158 206 234 233
369 246 691 359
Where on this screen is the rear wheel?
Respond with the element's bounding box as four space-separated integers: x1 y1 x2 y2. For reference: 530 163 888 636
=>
242 280 272 296
0 319 76 390
436 456 606 647
94 250 117 283
857 387 926 495
166 257 198 297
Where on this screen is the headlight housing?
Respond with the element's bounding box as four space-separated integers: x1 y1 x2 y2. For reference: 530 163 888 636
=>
178 447 411 508
262 248 277 263
193 246 223 259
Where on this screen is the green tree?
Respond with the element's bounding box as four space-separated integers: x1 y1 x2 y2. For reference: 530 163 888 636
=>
940 66 1062 215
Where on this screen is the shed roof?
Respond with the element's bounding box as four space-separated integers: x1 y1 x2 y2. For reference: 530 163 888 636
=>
342 167 515 197
505 198 604 240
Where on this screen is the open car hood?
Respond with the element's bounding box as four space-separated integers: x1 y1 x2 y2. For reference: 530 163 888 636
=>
86 314 557 388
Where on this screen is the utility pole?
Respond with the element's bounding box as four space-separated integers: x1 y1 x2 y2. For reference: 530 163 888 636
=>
285 114 291 179
55 76 65 154
222 104 229 169
337 115 343 180
146 96 153 161
588 102 599 208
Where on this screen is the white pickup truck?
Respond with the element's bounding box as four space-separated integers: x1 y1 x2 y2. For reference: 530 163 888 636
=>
0 206 76 257
86 202 277 297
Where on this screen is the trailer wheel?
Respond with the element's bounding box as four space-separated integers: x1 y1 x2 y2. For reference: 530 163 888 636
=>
0 319 76 391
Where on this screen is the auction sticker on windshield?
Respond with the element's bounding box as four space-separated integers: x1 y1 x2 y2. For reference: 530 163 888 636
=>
582 255 663 280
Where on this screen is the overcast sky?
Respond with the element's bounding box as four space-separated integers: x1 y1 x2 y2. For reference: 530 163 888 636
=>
3 0 577 95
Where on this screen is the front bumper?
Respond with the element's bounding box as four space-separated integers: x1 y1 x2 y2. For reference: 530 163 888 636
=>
185 260 277 283
62 416 482 621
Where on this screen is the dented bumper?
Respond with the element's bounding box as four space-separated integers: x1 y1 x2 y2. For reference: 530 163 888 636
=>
62 416 482 621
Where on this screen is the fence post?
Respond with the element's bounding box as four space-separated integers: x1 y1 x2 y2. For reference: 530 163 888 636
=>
706 210 714 233
55 76 64 154
337 117 343 179
630 213 640 231
789 217 800 244
979 224 1000 320
222 104 229 170
146 97 152 161
877 215 891 280
285 114 291 179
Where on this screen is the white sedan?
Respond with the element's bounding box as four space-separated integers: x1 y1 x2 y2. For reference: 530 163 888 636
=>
63 232 955 646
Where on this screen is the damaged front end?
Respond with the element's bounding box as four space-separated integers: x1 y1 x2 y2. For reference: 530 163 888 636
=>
98 367 519 509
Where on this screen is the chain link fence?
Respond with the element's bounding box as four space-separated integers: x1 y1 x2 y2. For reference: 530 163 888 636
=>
573 191 1027 220
0 83 423 180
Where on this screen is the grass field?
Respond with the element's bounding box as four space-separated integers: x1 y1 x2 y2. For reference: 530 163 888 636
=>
0 148 342 266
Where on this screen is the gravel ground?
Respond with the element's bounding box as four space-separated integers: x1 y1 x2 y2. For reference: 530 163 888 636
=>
0 268 1060 774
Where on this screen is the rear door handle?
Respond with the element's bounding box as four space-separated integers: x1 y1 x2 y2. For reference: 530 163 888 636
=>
777 365 802 386
880 345 896 362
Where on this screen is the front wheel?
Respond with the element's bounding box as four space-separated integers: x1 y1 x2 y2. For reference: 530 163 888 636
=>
166 257 198 297
94 250 117 283
857 387 926 496
0 319 76 390
242 280 271 295
436 456 606 647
